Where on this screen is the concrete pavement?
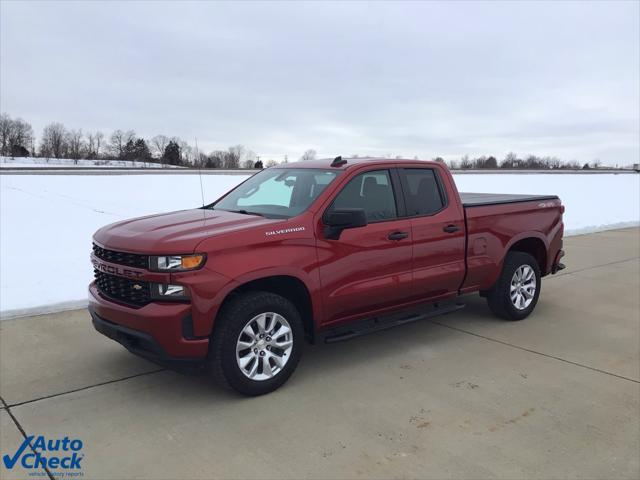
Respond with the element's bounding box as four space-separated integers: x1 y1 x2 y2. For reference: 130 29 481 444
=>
1 228 638 479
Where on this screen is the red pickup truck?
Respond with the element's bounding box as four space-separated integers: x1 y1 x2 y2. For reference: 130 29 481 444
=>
89 157 565 395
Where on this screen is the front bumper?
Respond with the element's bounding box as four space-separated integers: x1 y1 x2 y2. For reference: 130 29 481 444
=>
88 283 209 360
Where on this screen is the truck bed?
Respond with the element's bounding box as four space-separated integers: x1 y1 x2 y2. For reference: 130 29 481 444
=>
460 192 559 207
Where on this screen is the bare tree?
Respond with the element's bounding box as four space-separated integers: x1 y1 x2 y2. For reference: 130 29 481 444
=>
87 131 102 159
545 156 562 169
179 140 194 165
194 151 208 168
225 144 244 169
0 114 34 157
66 129 85 163
96 131 104 158
109 129 135 159
40 122 68 159
300 149 316 161
244 149 256 165
88 131 104 159
87 133 96 159
208 151 226 169
242 159 255 169
500 152 519 169
471 156 498 169
565 160 581 169
459 155 472 169
9 119 34 156
150 135 169 159
265 159 278 168
0 113 10 156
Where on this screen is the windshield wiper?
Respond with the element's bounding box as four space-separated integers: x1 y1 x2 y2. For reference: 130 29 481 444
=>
225 209 265 217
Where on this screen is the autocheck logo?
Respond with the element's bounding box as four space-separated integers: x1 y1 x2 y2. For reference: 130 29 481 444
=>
3 435 84 474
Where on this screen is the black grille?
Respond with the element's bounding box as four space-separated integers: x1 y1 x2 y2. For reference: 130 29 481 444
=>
94 270 151 307
93 243 149 269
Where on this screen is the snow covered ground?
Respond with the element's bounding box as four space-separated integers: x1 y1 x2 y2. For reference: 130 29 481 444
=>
1 172 638 318
0 156 183 168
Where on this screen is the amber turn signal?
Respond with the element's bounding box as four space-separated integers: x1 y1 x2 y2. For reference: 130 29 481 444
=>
181 254 205 269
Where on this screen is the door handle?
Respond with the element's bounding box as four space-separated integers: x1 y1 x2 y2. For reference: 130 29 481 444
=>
443 224 460 233
388 231 409 241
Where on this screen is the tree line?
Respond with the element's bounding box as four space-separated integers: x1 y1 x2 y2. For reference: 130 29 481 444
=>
1 113 609 170
441 153 602 170
0 114 266 168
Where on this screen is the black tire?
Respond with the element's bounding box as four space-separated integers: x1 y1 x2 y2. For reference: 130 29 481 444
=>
486 251 541 321
209 291 304 396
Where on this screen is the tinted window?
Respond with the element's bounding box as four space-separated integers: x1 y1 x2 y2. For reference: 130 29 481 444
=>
329 170 397 222
214 168 338 218
403 169 445 215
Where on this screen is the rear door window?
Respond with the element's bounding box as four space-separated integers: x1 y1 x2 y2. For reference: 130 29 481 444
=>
401 169 445 216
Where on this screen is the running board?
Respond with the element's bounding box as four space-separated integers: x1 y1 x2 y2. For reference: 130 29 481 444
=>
322 302 465 344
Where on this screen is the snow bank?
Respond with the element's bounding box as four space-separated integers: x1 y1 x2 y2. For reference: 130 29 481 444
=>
0 174 248 318
1 172 638 318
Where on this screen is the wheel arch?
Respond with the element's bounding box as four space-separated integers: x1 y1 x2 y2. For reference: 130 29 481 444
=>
507 235 548 275
214 274 316 343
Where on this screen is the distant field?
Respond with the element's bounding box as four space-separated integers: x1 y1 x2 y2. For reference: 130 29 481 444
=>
2 156 637 173
1 172 638 318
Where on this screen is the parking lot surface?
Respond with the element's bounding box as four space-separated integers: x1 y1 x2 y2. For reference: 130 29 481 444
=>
1 228 638 479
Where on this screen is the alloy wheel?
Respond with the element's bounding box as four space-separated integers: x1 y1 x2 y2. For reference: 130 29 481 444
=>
236 312 293 381
510 265 536 310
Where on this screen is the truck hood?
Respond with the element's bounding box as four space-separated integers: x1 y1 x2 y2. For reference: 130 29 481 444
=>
94 208 276 253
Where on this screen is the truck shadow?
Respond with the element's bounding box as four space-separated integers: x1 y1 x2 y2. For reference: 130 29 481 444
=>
139 294 506 402
298 295 499 372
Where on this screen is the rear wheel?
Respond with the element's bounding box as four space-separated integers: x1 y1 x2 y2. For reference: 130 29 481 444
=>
209 291 303 396
487 251 541 320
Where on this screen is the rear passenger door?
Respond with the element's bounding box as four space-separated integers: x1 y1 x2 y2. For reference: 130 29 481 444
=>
398 168 466 300
316 169 414 326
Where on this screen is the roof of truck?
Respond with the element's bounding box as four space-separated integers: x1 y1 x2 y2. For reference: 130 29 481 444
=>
274 157 441 170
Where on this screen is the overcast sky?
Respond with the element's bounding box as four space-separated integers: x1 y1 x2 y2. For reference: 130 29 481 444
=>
1 1 638 165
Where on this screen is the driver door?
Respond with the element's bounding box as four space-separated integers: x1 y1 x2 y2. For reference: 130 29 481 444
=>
315 169 413 327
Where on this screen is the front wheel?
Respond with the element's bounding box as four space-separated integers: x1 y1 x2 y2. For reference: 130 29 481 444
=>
486 251 541 321
209 291 304 396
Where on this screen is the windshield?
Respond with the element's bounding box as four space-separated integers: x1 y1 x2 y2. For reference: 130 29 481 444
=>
212 168 340 219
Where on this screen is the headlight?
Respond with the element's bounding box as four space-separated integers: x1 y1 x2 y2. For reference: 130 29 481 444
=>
150 283 189 301
150 254 206 271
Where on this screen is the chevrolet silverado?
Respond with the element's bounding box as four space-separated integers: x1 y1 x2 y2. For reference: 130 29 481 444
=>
89 157 565 395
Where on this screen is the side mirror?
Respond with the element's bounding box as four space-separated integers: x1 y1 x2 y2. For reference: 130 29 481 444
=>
323 208 367 240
